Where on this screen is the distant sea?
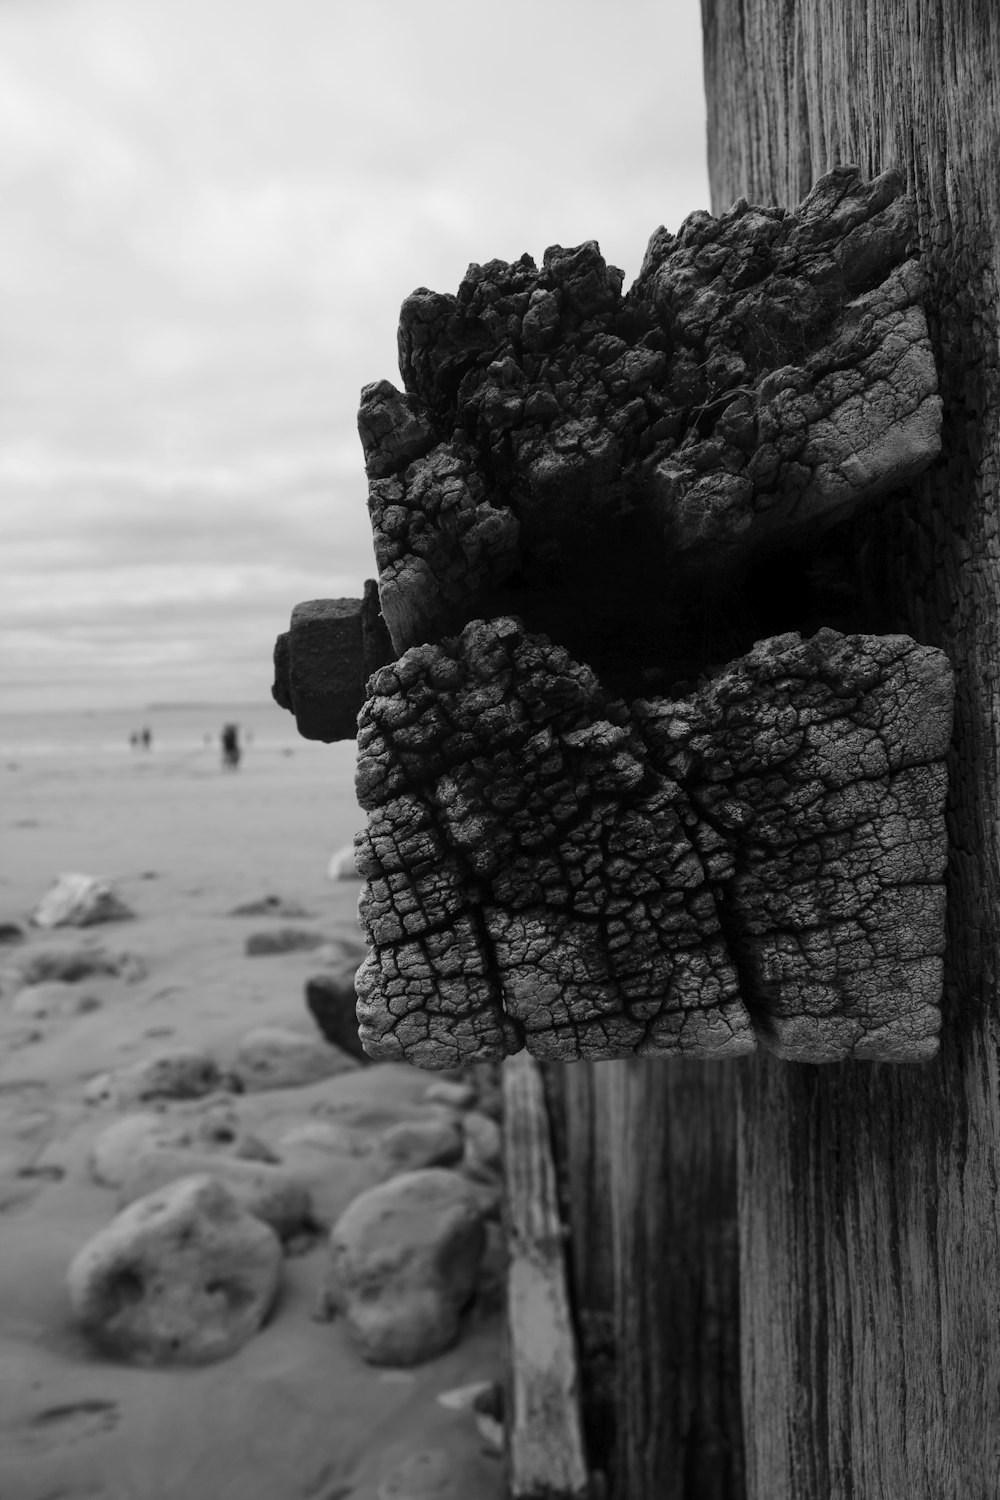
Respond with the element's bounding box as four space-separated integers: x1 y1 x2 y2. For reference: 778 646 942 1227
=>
0 699 310 759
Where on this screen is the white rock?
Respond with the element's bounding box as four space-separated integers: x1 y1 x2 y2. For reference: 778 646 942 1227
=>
322 1167 485 1366
11 981 101 1018
32 874 134 929
116 1149 312 1240
233 1026 356 1092
326 843 362 881
67 1175 282 1364
84 1047 223 1107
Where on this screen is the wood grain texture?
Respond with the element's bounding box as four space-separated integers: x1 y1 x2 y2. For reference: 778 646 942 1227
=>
547 1059 744 1499
702 1 1000 1494
602 1060 744 1500
545 1062 618 1483
502 1051 591 1500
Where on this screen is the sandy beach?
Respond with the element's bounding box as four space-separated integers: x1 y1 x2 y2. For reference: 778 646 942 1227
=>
0 723 505 1500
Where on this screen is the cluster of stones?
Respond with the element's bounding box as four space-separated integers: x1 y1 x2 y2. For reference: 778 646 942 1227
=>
19 929 503 1369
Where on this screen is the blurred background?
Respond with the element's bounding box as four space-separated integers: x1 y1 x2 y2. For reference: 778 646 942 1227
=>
0 0 710 714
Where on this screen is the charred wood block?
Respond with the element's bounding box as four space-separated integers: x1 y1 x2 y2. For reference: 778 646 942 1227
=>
354 617 953 1067
272 581 394 742
360 165 941 657
276 169 955 1068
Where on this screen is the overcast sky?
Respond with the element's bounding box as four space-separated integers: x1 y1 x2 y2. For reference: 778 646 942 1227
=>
0 0 710 712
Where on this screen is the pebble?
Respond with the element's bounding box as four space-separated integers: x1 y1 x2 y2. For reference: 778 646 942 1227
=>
11 981 102 1018
233 1026 357 1092
376 1118 465 1175
84 1047 223 1107
229 896 312 918
304 970 370 1064
116 1150 313 1240
20 945 146 986
67 1175 282 1365
32 873 134 929
245 928 325 956
90 1106 275 1188
322 1167 486 1366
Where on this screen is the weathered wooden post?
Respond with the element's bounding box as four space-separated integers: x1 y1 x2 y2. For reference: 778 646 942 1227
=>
274 166 955 1498
699 5 1000 1496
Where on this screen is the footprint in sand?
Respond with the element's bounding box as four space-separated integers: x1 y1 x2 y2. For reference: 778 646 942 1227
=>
10 1399 120 1455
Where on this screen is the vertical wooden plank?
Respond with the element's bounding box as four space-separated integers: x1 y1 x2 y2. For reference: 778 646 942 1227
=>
549 1061 618 1483
702 2 1000 1493
555 1059 744 1500
503 1051 591 1500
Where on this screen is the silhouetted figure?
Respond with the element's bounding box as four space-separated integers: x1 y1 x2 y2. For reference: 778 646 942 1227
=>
141 727 152 751
129 731 139 751
221 723 241 770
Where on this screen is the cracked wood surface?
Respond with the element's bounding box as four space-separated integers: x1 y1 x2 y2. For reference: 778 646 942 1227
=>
344 167 954 1074
354 617 952 1067
704 2 1000 1496
360 166 940 658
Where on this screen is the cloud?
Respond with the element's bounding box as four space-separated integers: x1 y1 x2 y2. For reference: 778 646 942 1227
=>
0 0 710 711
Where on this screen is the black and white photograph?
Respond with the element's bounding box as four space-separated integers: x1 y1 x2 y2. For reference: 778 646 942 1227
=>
0 2 996 1497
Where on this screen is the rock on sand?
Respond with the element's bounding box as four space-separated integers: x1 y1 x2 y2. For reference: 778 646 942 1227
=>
116 1150 313 1240
460 1111 502 1178
304 970 370 1064
245 928 325 956
228 895 312 918
32 873 134 929
233 1026 356 1091
11 980 102 1018
322 1168 485 1366
20 944 146 985
90 1106 275 1187
422 1079 477 1110
85 1047 223 1107
376 1118 465 1175
67 1175 282 1365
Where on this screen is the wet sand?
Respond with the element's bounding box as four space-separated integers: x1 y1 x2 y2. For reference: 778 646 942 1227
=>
0 741 504 1500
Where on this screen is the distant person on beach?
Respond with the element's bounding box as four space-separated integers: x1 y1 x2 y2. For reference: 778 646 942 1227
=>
129 731 139 751
221 723 241 770
141 727 152 751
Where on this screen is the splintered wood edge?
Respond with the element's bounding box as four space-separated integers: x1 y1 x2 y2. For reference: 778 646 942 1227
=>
502 1051 592 1500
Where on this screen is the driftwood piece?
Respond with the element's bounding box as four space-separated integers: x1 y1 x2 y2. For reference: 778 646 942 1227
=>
354 616 952 1067
502 1051 590 1500
361 166 941 657
271 581 393 741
